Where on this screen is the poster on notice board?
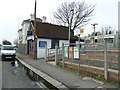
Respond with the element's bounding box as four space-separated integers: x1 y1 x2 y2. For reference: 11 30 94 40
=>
68 46 74 58
64 46 68 57
74 47 79 58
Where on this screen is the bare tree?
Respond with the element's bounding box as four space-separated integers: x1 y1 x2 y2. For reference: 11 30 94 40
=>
2 40 12 45
13 38 18 46
53 1 95 31
101 26 114 35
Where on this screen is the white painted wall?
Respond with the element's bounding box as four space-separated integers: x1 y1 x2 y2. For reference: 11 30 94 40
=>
59 40 69 47
22 22 30 44
37 38 51 58
18 30 23 44
37 39 70 58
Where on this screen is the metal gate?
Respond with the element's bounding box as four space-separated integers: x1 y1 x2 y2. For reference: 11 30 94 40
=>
47 45 62 63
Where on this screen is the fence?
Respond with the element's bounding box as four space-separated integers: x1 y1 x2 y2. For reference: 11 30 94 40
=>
47 44 62 64
46 42 120 81
18 44 27 54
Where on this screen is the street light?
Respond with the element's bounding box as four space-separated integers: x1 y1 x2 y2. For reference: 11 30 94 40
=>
78 34 80 73
91 23 98 44
68 9 74 45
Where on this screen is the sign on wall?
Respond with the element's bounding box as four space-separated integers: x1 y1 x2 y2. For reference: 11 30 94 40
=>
74 47 79 58
64 46 79 58
68 47 74 58
39 41 47 48
64 47 68 57
80 29 84 33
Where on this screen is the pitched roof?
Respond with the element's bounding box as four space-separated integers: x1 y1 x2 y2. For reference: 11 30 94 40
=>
35 22 77 40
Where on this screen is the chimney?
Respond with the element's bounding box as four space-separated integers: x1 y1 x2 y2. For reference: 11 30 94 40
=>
42 16 47 22
30 14 34 21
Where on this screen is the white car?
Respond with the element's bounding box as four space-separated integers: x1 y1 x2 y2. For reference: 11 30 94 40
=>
0 45 16 61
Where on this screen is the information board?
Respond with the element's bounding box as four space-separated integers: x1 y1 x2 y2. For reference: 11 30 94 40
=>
68 47 74 58
74 47 79 58
64 47 68 57
39 41 47 48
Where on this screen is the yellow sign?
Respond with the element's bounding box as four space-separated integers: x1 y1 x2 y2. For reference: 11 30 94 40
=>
90 39 94 43
80 29 84 33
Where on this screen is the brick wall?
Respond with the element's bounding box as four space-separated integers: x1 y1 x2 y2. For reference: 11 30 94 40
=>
29 51 34 58
59 62 119 80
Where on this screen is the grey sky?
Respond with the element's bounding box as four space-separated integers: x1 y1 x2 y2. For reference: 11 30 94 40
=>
0 0 119 44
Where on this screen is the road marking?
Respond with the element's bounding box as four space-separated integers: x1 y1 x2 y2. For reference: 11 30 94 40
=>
97 86 104 88
36 82 48 89
82 77 92 80
82 77 104 85
92 79 104 85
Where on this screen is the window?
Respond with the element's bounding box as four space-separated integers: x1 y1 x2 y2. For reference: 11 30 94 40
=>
51 39 59 48
2 46 14 50
95 39 97 43
106 38 113 43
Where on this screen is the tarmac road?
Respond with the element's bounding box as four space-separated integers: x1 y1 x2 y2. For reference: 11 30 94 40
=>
0 59 2 89
2 59 40 88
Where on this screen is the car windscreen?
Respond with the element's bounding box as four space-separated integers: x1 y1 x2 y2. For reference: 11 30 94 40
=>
1 46 14 50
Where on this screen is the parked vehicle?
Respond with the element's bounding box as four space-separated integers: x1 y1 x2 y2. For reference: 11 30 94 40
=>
0 45 16 61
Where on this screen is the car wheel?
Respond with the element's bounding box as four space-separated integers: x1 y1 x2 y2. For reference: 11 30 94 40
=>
1 59 4 61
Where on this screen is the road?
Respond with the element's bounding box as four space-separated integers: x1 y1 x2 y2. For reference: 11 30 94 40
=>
0 59 2 89
2 59 40 88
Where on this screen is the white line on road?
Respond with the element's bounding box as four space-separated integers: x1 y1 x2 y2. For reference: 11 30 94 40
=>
36 82 48 89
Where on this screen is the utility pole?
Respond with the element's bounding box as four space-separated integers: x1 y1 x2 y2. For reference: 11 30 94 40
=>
33 0 37 59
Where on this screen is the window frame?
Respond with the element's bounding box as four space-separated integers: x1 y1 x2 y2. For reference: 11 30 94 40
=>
51 39 59 49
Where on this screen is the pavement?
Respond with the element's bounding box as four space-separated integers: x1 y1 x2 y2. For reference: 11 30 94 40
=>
16 53 119 89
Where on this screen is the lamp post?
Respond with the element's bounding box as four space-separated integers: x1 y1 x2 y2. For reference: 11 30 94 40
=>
91 23 98 44
78 34 80 73
68 9 74 45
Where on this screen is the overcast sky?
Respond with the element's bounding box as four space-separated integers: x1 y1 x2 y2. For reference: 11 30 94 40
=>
0 0 119 44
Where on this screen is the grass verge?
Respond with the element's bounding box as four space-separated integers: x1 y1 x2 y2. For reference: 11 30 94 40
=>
64 66 119 86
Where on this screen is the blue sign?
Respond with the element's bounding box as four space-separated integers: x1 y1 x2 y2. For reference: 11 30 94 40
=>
39 41 47 48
